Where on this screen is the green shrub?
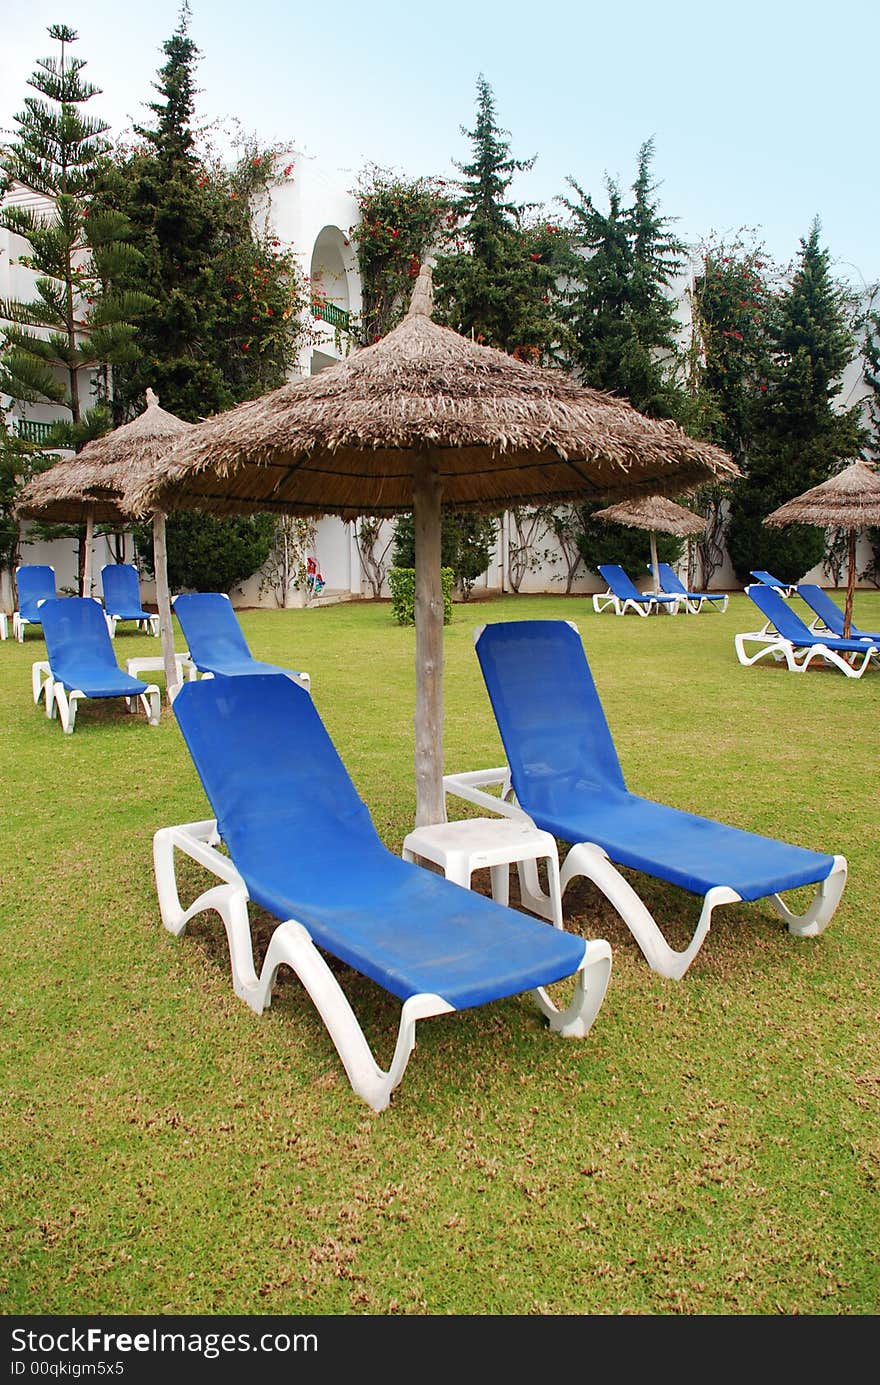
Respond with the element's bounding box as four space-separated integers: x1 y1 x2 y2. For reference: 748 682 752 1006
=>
388 567 454 625
135 510 276 593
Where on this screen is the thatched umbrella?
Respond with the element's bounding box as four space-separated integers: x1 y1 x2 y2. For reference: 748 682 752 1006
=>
592 493 707 593
126 265 738 825
765 458 880 637
16 389 194 695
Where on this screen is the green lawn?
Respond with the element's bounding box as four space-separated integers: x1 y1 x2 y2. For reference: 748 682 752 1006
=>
2 590 878 1315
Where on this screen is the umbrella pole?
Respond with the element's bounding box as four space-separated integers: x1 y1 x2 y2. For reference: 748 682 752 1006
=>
844 529 857 639
83 505 94 598
650 530 660 600
413 450 445 828
152 510 179 704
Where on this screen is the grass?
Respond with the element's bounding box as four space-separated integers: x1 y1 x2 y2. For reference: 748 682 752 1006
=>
1 590 879 1316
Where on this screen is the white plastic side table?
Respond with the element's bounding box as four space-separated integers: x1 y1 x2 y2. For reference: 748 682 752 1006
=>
402 816 564 929
126 654 196 685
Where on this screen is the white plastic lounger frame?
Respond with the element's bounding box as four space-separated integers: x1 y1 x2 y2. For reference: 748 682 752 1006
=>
680 591 729 615
442 767 847 981
153 819 612 1113
32 660 53 709
106 610 160 638
48 678 161 732
0 612 7 640
734 627 879 678
591 588 675 617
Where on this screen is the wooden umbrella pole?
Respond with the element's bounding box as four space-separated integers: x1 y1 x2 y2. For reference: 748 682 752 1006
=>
83 505 94 598
413 449 446 828
649 530 660 598
844 528 857 638
152 510 179 703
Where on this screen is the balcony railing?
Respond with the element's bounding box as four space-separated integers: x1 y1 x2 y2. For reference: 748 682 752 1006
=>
311 301 351 331
16 419 57 445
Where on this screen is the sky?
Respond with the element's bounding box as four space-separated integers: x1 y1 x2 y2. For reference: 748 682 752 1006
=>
2 0 878 290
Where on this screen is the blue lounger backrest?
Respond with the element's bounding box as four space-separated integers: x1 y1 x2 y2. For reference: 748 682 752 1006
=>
745 584 815 641
475 621 627 819
655 562 688 596
796 584 844 633
173 592 253 667
39 596 139 698
750 570 790 590
101 563 145 616
17 564 57 619
597 564 644 601
173 672 379 864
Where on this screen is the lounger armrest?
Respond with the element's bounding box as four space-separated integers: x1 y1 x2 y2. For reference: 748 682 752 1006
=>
443 767 531 821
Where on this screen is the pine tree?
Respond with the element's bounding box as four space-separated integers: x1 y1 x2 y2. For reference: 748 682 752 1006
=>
558 139 687 418
94 3 306 423
0 24 151 442
432 75 562 357
857 292 880 580
726 219 866 583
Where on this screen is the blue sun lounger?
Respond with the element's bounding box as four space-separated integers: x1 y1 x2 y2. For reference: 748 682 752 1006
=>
795 583 880 644
38 596 161 732
443 619 846 980
172 592 310 689
650 562 728 614
13 564 58 642
592 563 680 616
749 569 797 597
736 584 880 678
101 563 159 637
153 674 612 1112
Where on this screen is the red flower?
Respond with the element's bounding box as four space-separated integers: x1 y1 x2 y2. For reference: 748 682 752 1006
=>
252 156 262 166
241 342 250 351
529 252 541 261
283 164 295 176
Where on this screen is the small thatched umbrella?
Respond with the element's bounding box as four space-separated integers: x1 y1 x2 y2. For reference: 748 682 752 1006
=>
126 265 738 825
16 389 194 695
765 458 880 637
592 493 707 593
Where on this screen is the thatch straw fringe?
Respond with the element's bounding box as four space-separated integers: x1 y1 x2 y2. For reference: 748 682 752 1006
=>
125 303 738 519
593 493 707 537
16 389 193 523
765 459 880 529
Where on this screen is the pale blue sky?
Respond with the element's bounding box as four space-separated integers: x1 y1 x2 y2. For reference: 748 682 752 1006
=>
2 0 878 288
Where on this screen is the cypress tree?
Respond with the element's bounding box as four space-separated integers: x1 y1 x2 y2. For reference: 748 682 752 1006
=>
862 299 880 580
95 3 305 423
558 139 687 418
433 75 561 358
726 219 866 584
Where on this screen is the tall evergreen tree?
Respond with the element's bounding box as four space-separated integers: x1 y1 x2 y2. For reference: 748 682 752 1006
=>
0 23 151 441
94 3 305 424
858 292 880 579
862 295 880 448
726 219 866 583
433 75 562 357
558 139 687 418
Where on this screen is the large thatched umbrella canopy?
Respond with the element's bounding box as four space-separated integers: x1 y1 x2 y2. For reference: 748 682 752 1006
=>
127 265 737 826
592 493 708 592
765 458 880 637
16 389 194 694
